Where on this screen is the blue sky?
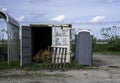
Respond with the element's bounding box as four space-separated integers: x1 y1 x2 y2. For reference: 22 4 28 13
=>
0 0 120 39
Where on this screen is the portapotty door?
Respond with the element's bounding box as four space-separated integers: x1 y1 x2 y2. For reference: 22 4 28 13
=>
75 30 93 65
20 26 31 66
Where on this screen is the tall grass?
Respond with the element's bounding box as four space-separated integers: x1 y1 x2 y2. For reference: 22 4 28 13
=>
0 60 20 70
94 51 120 55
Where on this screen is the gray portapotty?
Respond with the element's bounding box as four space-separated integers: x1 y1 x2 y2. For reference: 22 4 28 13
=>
75 30 93 66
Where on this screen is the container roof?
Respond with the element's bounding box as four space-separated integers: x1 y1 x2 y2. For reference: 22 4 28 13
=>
0 11 20 27
30 24 72 28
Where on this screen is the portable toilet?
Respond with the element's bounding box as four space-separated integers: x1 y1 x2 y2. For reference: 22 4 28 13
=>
75 30 93 66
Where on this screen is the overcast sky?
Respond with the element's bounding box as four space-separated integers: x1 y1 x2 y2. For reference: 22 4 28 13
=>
0 0 120 38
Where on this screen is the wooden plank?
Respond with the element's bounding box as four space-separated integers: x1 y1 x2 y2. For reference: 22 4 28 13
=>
56 48 61 68
48 47 67 71
63 48 67 70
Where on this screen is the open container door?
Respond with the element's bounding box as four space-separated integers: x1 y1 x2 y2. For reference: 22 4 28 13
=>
52 24 72 63
20 26 31 66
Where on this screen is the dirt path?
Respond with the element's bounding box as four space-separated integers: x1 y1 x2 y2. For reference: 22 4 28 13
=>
0 54 120 83
93 54 120 68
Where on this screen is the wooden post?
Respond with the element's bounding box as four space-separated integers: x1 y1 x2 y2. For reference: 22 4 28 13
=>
63 48 67 71
57 48 61 69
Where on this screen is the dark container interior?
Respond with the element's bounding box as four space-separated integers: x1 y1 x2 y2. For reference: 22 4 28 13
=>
31 26 52 61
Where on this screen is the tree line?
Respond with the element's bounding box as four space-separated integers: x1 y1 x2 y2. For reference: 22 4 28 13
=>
93 26 120 52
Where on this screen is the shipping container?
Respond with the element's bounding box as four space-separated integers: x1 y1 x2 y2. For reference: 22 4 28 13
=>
0 11 72 67
21 24 72 66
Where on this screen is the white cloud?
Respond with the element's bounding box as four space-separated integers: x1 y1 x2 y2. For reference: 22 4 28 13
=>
50 15 65 22
0 5 8 12
1 8 7 12
90 16 105 22
16 16 25 22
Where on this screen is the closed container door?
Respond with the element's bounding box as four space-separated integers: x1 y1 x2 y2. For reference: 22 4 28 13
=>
21 26 31 66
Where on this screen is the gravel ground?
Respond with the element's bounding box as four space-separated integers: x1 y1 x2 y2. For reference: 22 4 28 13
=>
0 54 120 83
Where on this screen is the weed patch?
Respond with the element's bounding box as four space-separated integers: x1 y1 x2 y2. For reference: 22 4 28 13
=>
0 60 20 70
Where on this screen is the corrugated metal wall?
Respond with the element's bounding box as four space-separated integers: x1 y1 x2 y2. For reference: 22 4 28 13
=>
0 11 20 63
21 26 31 66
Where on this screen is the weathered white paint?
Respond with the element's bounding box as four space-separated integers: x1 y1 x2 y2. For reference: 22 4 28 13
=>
52 26 71 63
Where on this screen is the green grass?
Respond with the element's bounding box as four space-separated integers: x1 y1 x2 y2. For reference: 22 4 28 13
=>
24 62 47 71
66 61 85 70
93 51 120 55
65 60 94 70
24 60 89 71
0 60 93 71
0 60 20 70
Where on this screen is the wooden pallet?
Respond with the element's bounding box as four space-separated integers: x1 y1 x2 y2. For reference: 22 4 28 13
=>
48 47 67 71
